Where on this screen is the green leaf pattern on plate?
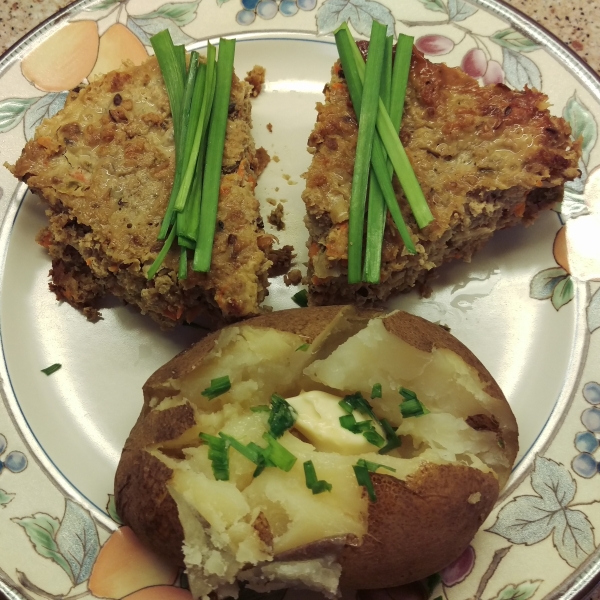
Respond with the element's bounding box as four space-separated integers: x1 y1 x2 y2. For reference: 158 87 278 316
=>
12 513 75 581
551 276 574 310
134 1 201 27
316 0 395 36
492 580 542 600
488 456 595 568
416 0 446 12
55 500 100 585
502 47 542 90
447 0 477 22
0 97 38 134
490 28 542 52
0 488 15 507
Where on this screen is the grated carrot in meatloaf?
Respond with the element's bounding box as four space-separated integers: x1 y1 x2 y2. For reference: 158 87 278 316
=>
8 57 272 329
301 45 581 305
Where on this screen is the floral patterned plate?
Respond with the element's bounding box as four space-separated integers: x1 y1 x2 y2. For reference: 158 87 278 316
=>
0 0 600 599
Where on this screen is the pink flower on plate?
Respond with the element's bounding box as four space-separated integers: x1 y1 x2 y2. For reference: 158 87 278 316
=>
415 34 455 56
440 545 476 586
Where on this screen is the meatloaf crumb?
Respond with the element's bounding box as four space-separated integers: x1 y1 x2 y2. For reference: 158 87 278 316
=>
268 203 285 231
9 57 271 329
267 245 295 276
245 65 266 97
284 269 303 286
302 47 581 306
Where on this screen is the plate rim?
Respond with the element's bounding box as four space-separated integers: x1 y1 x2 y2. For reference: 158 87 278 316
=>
0 0 599 598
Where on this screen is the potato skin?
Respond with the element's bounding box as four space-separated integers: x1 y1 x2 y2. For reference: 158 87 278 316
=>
340 464 498 588
115 306 517 588
115 403 194 566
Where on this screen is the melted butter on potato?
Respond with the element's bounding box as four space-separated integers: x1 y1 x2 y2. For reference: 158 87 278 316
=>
286 390 385 455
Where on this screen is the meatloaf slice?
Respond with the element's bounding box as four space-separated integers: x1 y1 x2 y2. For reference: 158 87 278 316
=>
9 57 271 328
302 46 581 305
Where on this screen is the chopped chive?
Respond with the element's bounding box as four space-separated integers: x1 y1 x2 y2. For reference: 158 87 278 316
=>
371 383 382 399
291 289 308 307
362 429 385 448
268 394 297 438
378 418 402 455
251 405 271 413
353 464 377 502
200 433 229 480
364 35 392 283
339 392 377 420
296 343 310 352
194 38 237 272
339 414 374 434
303 460 333 494
219 432 263 467
41 363 61 376
356 458 396 473
201 375 231 400
262 433 297 472
344 20 387 284
399 386 417 401
400 397 430 418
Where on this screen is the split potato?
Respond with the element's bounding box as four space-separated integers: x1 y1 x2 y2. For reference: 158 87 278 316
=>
115 306 518 598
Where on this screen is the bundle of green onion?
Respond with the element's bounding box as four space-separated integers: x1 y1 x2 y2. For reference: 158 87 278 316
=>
147 30 236 280
334 22 434 284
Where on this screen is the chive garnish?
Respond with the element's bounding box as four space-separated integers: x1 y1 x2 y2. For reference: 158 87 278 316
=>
194 38 237 272
262 433 297 472
303 460 332 494
268 394 297 438
371 383 382 399
345 20 387 284
148 34 236 280
334 23 434 282
353 464 377 502
400 397 430 418
41 363 61 376
200 433 229 480
291 289 308 307
378 418 402 455
347 29 433 229
201 375 231 400
364 35 392 283
296 343 310 352
339 414 384 448
250 405 271 413
362 429 385 448
338 392 377 420
219 432 266 477
354 459 397 502
399 386 417 400
356 458 396 473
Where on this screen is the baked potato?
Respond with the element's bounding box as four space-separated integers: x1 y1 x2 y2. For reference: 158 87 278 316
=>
115 306 518 598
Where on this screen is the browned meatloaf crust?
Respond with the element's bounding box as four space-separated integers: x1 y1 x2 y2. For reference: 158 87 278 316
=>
302 46 582 305
9 57 271 328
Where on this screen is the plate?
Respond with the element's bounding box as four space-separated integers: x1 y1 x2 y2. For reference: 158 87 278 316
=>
0 0 599 598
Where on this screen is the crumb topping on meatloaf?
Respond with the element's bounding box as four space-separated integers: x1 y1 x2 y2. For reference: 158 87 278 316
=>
302 47 581 305
9 57 271 328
